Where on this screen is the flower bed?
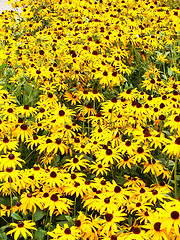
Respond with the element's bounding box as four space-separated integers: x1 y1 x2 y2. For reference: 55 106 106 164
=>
0 0 180 239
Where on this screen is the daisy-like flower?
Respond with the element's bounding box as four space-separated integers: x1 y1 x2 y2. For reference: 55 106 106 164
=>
76 102 97 117
17 104 37 118
143 212 169 240
162 136 180 157
20 192 43 214
6 220 36 240
101 210 127 236
1 102 18 122
64 91 81 105
117 155 134 169
47 223 81 240
51 103 75 125
0 136 19 153
12 123 33 142
0 151 24 169
90 160 110 176
123 227 146 240
42 168 63 188
25 134 44 150
159 201 180 235
164 114 180 132
95 146 121 165
63 155 89 172
43 194 73 216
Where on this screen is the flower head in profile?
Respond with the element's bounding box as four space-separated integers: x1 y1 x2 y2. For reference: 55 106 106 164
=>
47 223 81 240
6 220 36 240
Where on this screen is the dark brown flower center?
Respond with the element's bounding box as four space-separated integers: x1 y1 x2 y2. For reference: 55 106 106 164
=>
104 197 110 204
51 194 58 202
8 154 15 160
114 186 121 193
152 190 158 195
175 137 180 145
133 227 141 234
174 116 180 122
71 174 76 180
64 228 71 234
55 138 61 144
21 124 28 130
18 221 24 228
73 158 79 163
154 222 161 231
171 211 179 220
6 167 13 172
101 180 106 185
105 213 113 222
50 171 57 178
125 140 131 146
59 110 65 116
137 147 144 154
75 220 81 227
27 193 32 198
34 166 40 171
3 137 9 143
106 149 112 155
111 235 117 240
24 105 29 110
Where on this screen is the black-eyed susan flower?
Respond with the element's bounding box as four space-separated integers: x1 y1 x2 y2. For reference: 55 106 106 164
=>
44 194 73 216
63 155 89 172
47 223 81 240
20 191 43 214
159 202 180 235
90 160 110 176
0 136 19 153
6 220 36 240
12 123 33 142
101 210 127 236
0 151 24 169
143 212 169 240
95 146 121 165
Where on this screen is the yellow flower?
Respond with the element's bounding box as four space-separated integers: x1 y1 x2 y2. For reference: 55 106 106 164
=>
12 123 33 142
47 223 81 240
0 151 24 169
63 155 89 172
101 210 127 236
43 194 73 216
6 220 36 240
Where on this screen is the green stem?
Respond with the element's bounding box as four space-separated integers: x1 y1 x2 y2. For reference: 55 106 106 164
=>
110 163 114 181
1 216 9 224
47 215 52 240
174 154 179 199
9 183 14 223
74 195 77 218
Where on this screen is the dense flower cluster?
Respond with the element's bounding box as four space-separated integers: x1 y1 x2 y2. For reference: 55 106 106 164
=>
0 0 180 239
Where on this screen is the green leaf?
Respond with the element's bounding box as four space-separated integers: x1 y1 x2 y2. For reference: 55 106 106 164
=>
56 221 70 227
11 213 22 221
65 215 73 223
33 211 46 222
34 227 46 240
61 155 71 164
128 215 133 226
56 214 67 221
168 68 173 76
0 232 7 240
0 225 9 233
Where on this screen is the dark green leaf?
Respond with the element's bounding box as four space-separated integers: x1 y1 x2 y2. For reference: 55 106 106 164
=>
0 232 7 240
34 211 46 222
11 213 22 221
34 227 46 240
